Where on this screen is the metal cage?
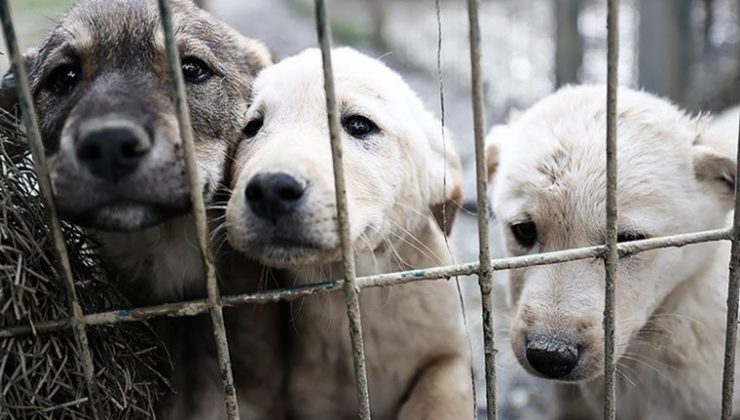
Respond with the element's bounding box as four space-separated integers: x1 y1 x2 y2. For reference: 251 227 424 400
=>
0 0 738 419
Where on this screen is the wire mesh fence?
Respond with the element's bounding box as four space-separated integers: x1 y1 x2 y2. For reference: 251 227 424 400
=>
0 0 739 419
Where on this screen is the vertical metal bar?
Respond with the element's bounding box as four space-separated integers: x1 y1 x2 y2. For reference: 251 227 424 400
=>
720 111 740 419
0 2 101 419
603 0 620 419
155 1 239 418
466 0 496 418
313 1 372 418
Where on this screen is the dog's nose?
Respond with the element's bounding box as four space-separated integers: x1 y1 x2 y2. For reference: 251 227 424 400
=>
76 125 151 183
245 172 306 224
525 336 580 379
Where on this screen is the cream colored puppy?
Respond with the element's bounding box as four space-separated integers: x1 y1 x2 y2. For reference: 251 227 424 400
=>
226 47 473 420
486 86 739 419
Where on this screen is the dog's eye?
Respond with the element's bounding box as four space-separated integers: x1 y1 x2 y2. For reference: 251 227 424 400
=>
617 232 647 243
243 116 263 138
342 115 378 138
182 57 212 84
46 63 81 95
511 221 537 248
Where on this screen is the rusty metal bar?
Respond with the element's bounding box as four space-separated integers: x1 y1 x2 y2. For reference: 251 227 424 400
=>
603 0 620 418
466 0 496 418
0 2 101 419
720 104 740 419
1 227 731 340
313 1 372 418
155 1 239 418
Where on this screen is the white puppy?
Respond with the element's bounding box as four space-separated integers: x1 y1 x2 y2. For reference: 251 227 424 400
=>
226 47 474 420
486 86 739 419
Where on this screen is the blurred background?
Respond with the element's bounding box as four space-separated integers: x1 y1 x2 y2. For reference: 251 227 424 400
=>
3 0 739 418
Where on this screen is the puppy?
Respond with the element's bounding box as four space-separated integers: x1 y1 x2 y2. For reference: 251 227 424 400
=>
486 85 739 418
226 47 474 420
1 1 281 418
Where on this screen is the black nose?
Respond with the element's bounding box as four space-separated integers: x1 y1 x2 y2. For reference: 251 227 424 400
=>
76 125 151 183
245 172 306 224
525 336 580 379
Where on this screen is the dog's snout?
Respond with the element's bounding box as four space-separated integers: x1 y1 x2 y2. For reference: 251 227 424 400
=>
525 335 580 379
246 172 306 224
76 124 151 183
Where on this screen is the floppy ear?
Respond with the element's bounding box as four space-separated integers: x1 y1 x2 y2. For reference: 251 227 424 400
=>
0 48 37 115
693 144 736 210
232 34 274 70
506 108 523 124
485 124 514 184
422 115 463 236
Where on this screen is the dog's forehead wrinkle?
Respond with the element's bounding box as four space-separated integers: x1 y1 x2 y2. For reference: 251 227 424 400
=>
176 35 217 60
506 126 699 235
174 21 238 66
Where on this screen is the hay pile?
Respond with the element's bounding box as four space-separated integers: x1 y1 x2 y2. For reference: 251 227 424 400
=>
0 112 170 419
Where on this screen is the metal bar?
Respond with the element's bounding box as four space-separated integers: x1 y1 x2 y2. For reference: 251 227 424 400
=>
720 103 740 419
1 227 731 339
0 2 101 419
466 0 496 418
154 1 239 418
313 1 372 418
603 0 620 418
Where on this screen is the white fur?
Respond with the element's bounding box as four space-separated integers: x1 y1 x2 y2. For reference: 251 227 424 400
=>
486 86 739 418
704 105 739 160
226 47 472 420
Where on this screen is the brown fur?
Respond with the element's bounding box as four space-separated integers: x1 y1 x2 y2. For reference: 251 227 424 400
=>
1 1 281 418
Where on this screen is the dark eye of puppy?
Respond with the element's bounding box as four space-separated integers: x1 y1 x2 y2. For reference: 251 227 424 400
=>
511 221 537 248
617 231 648 242
182 57 212 84
342 115 378 138
243 116 264 138
46 63 81 95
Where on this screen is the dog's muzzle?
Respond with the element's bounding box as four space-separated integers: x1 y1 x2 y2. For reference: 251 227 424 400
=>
53 116 192 231
525 335 580 379
245 172 307 225
76 120 151 183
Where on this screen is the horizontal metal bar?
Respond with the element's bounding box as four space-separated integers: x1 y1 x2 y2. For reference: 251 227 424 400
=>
1 227 731 339
0 301 211 338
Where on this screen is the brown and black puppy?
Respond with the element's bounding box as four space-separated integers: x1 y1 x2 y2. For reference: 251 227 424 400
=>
1 1 282 418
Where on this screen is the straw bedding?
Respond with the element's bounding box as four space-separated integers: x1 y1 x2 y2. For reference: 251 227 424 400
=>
0 112 170 419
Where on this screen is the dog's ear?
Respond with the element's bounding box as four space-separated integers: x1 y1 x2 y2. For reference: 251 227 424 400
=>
485 124 514 184
0 48 37 114
232 33 274 71
0 49 37 162
693 144 736 209
506 108 523 124
422 114 463 235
